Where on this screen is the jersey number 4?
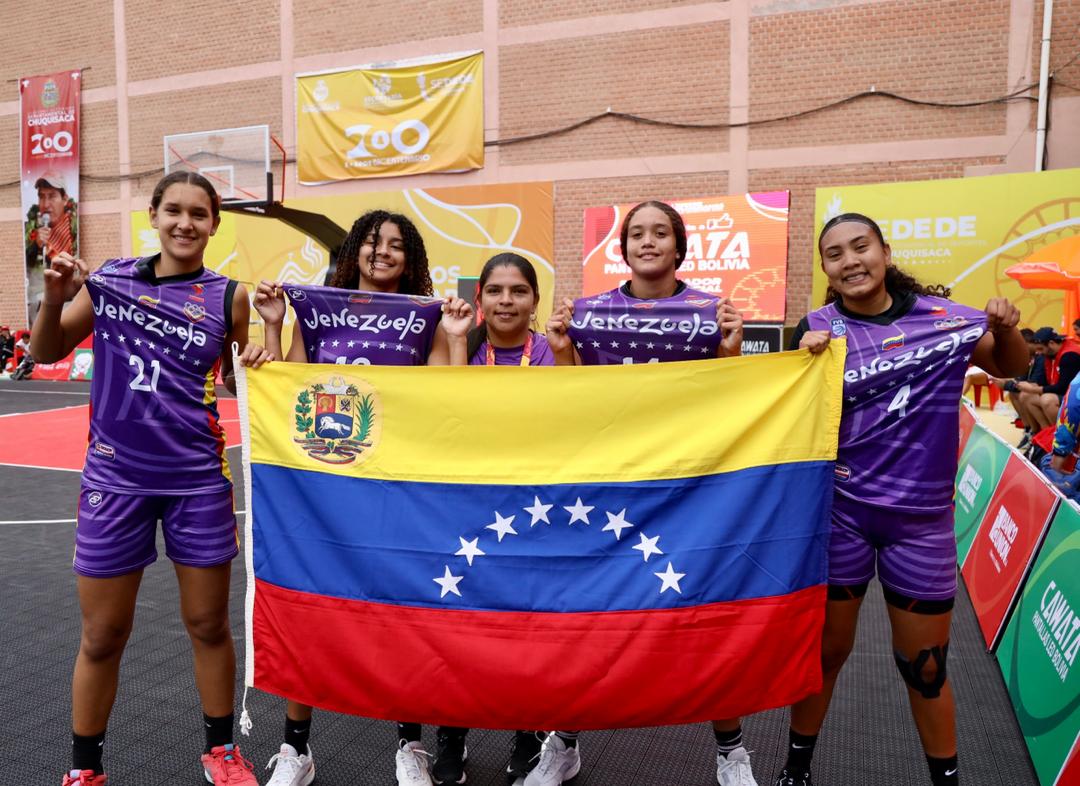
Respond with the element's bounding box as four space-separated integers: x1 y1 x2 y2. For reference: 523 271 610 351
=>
886 384 912 418
129 354 161 392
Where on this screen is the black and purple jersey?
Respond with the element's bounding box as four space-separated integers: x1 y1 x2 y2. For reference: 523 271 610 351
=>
83 257 234 495
804 292 987 512
568 283 722 365
285 284 442 366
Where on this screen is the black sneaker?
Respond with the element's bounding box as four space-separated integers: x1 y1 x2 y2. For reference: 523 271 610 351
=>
432 728 468 785
506 730 544 781
774 768 813 786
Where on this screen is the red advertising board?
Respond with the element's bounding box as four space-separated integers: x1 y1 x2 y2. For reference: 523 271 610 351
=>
1057 736 1080 786
961 453 1060 650
20 69 81 329
581 192 790 322
31 335 92 381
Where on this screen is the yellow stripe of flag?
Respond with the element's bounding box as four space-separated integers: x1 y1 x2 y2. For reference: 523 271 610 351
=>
246 343 845 486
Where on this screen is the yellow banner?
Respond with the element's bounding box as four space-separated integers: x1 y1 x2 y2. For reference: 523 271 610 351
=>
129 182 554 346
813 168 1080 328
296 51 484 182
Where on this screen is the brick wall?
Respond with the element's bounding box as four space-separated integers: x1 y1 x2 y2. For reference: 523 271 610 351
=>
749 0 1011 148
500 0 708 27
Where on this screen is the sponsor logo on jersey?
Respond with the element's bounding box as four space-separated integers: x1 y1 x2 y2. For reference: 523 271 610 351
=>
87 491 103 507
881 334 905 351
631 302 657 310
93 442 115 460
89 273 105 285
830 318 847 337
183 302 206 323
137 295 160 309
192 283 205 295
834 464 851 481
686 298 714 308
930 306 947 315
293 375 381 465
934 316 969 330
408 296 442 307
287 288 307 302
348 294 373 304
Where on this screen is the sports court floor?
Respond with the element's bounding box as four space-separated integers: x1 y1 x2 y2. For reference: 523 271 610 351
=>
0 378 1039 785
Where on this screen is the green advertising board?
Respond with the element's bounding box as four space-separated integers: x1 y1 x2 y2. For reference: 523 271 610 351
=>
955 423 1012 565
996 501 1080 785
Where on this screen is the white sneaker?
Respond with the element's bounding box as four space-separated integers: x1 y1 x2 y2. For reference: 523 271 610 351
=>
265 743 315 786
396 740 435 786
716 747 758 786
523 734 581 786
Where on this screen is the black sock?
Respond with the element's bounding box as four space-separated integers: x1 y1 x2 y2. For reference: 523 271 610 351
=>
398 722 423 744
713 725 743 756
284 716 311 753
72 731 106 772
555 731 578 749
784 729 818 773
927 754 958 786
204 712 234 753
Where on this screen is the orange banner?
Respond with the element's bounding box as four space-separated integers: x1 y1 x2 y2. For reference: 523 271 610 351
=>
581 192 790 322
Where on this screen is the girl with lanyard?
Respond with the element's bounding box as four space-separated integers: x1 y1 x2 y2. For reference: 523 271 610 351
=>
432 252 552 785
776 213 1026 786
34 171 271 786
545 201 757 786
461 252 554 367
253 209 472 786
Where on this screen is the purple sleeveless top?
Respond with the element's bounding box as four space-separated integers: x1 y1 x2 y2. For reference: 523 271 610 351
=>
568 284 722 365
469 332 555 366
285 283 442 366
84 257 233 495
807 294 987 511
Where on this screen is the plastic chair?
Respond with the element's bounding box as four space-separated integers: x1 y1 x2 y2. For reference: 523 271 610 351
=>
971 382 1001 409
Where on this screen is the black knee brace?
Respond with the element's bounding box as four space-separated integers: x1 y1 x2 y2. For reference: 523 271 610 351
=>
893 642 948 699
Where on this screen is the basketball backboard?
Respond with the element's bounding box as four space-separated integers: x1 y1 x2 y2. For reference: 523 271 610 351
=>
164 125 273 208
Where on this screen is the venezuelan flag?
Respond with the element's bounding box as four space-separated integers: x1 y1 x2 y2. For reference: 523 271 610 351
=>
238 346 845 730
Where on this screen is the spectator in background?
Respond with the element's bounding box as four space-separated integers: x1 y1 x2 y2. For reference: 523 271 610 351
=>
1016 327 1080 431
1040 374 1080 501
1001 328 1046 448
1073 318 1080 343
0 325 13 372
11 331 34 381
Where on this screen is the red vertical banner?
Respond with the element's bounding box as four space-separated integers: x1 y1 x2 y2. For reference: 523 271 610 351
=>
20 69 81 329
960 454 1059 650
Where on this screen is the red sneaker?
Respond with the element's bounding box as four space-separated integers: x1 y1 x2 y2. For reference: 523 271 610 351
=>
201 744 258 784
62 771 107 785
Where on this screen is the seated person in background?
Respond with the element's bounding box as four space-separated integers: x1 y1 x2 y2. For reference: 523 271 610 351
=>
1041 374 1080 500
0 325 13 371
11 331 34 381
1016 327 1080 431
1001 328 1045 448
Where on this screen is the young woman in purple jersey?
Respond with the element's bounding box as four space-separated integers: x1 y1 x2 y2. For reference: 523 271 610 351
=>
544 201 757 786
32 172 271 786
773 213 1027 786
455 252 554 367
253 210 473 786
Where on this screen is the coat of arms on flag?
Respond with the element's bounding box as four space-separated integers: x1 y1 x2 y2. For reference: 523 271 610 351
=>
292 375 378 464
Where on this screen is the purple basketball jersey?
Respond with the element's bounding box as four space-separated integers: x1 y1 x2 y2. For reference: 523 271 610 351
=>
83 257 232 495
286 284 442 366
469 332 555 366
568 285 722 365
807 294 987 511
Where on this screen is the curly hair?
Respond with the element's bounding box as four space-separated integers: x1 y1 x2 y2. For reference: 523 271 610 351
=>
329 210 433 295
820 212 951 305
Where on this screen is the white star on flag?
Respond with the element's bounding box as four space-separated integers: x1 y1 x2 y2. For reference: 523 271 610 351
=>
524 496 553 526
433 566 464 598
602 509 634 540
455 537 485 566
485 512 518 542
564 498 594 525
654 562 685 594
633 532 663 562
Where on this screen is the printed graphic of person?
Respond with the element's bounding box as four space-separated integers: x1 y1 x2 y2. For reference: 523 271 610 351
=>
25 171 78 324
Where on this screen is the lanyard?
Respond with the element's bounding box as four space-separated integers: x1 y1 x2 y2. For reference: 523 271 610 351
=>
486 331 533 366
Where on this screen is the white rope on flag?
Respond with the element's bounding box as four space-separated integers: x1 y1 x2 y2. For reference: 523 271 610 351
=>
232 344 258 736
